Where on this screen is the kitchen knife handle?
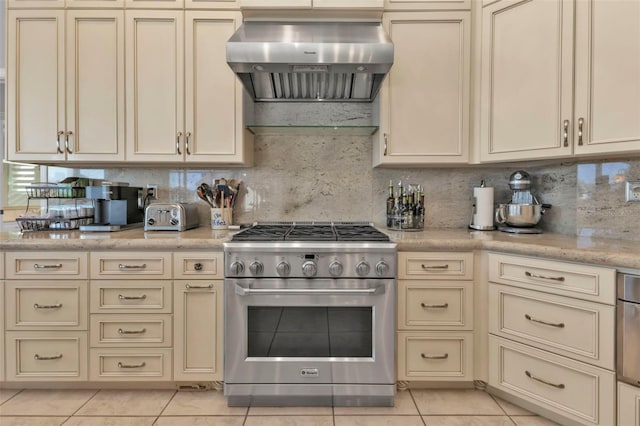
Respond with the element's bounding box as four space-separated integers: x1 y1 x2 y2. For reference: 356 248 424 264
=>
185 132 191 155
577 117 584 146
176 132 183 155
562 119 569 147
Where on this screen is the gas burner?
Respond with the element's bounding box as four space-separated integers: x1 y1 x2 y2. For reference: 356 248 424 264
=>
231 222 390 242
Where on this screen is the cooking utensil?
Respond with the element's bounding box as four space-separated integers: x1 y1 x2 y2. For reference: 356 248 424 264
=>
197 186 214 208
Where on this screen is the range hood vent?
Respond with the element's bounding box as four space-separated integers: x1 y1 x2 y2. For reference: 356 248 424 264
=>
227 22 393 102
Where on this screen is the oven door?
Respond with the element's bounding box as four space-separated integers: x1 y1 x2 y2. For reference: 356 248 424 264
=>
224 278 395 385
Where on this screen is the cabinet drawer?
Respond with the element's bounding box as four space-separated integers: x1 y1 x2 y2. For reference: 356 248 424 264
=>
5 281 88 330
90 314 172 347
89 348 172 381
90 280 172 313
6 252 88 279
5 331 87 381
489 335 615 426
90 252 171 279
398 280 473 330
489 283 614 369
397 332 473 381
398 252 473 280
173 252 222 279
488 253 615 304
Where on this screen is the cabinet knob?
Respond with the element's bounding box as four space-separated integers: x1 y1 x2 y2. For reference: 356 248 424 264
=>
194 262 203 271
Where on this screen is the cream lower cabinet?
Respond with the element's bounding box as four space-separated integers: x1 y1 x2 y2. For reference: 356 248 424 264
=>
239 0 381 8
6 10 126 164
0 280 4 382
173 252 224 382
480 0 640 163
488 253 616 425
374 11 471 166
88 252 173 381
618 382 640 426
4 251 89 382
397 252 474 383
125 10 252 165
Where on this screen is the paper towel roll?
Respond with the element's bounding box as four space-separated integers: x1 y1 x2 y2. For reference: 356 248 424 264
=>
471 186 495 230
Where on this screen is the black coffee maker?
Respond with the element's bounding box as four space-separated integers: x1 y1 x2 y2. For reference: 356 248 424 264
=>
80 183 143 231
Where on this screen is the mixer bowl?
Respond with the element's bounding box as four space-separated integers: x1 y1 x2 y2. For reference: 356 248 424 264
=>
495 203 544 227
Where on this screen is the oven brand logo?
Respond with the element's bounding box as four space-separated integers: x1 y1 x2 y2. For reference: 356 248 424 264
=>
300 368 319 377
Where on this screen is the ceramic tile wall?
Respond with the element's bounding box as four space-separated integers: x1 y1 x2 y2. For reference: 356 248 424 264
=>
48 136 640 241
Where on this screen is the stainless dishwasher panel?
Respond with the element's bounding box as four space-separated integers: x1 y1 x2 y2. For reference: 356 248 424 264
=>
617 273 640 387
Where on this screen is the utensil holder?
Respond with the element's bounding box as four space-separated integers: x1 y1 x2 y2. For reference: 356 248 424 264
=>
211 208 232 230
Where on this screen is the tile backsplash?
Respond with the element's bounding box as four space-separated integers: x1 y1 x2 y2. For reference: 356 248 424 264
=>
48 136 640 242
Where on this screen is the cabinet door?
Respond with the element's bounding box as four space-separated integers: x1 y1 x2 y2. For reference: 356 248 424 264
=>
618 381 640 426
574 0 640 156
125 0 184 9
66 11 125 162
314 0 382 8
0 281 4 382
173 280 223 381
185 0 239 9
125 11 184 162
6 10 65 163
480 0 574 162
375 12 470 166
184 11 252 165
66 0 124 8
7 0 65 8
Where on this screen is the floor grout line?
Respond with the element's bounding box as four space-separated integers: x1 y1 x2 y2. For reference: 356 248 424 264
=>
156 389 178 417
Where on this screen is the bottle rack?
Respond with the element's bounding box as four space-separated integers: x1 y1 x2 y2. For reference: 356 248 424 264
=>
17 183 94 232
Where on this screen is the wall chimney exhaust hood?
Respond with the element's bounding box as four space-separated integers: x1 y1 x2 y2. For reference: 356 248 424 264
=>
227 22 393 102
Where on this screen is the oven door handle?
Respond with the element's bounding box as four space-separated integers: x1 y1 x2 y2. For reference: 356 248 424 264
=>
234 284 385 296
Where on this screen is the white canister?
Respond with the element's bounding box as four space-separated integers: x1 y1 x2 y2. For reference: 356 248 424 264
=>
211 208 232 230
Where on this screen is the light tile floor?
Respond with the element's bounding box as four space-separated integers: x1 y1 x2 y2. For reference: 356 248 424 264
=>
0 389 561 426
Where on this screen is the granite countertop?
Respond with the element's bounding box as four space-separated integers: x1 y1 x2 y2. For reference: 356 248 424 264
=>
1 225 640 270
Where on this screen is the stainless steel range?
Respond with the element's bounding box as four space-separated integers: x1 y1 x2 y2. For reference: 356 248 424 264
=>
223 222 396 407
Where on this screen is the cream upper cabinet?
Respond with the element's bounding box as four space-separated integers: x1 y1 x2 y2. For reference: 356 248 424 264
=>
240 0 311 7
66 0 124 8
7 0 65 8
480 0 574 162
7 10 125 163
573 0 640 156
126 10 252 164
125 10 185 162
184 11 252 164
480 0 640 163
125 0 184 9
374 11 470 166
184 0 239 10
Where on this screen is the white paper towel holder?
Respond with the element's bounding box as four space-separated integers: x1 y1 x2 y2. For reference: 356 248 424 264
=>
469 180 496 231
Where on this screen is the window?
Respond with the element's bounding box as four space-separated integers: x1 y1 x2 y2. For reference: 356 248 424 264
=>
2 161 44 221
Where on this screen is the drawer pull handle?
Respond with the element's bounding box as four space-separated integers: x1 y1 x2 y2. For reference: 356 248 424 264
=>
118 328 147 335
193 262 204 271
185 283 214 290
34 354 63 361
118 294 147 301
525 314 565 328
33 263 63 269
421 353 449 360
33 303 63 309
525 271 565 282
117 361 146 369
118 263 147 270
421 302 449 309
421 264 449 270
525 370 565 389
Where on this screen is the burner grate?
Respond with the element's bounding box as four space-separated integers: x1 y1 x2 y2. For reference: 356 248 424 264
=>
230 222 390 242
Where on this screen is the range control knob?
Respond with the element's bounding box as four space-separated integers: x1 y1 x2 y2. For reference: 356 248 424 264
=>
376 261 390 276
147 218 155 225
276 261 291 277
302 261 318 278
329 261 344 277
249 261 264 275
229 261 245 276
356 261 371 277
170 218 179 226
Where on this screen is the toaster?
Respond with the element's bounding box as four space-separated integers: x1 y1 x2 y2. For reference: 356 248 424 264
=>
144 203 200 231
